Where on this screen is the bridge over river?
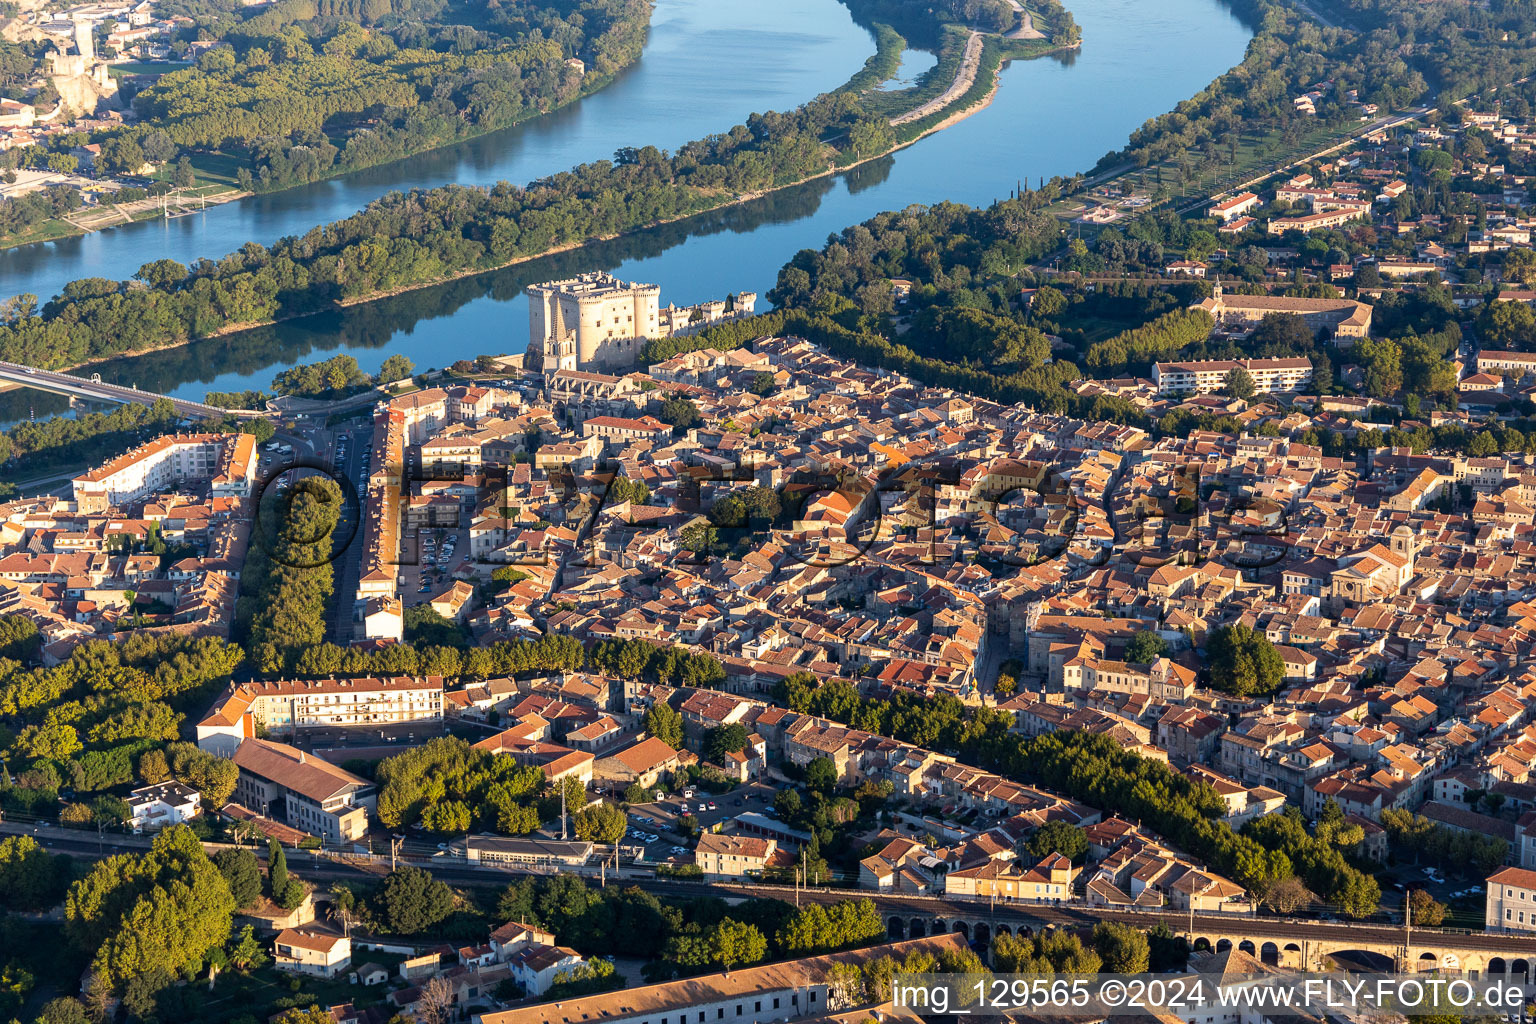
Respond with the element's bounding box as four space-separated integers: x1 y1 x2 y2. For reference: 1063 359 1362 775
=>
0 360 265 420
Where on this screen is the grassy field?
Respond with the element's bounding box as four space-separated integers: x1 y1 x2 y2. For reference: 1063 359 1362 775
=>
107 60 192 78
1109 118 1367 210
1066 314 1141 345
0 217 85 248
147 150 247 191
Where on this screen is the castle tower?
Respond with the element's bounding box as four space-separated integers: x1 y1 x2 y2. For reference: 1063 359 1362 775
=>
547 297 576 372
73 18 94 62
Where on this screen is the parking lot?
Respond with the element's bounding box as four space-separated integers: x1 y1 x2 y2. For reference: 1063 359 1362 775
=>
623 779 784 859
400 523 470 605
1364 859 1488 928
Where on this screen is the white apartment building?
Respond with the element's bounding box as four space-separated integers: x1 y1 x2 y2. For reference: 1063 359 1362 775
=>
1151 357 1313 395
73 432 256 512
1208 192 1259 222
126 780 201 831
1478 350 1536 377
1487 866 1536 932
196 676 445 754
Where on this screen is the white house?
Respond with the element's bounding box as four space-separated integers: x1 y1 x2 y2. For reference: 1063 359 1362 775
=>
126 781 201 832
274 928 352 978
507 943 586 996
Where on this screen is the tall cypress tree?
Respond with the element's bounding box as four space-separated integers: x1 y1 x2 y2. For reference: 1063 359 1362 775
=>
268 838 288 900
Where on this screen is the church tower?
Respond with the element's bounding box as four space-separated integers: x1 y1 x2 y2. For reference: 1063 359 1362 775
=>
1390 523 1416 570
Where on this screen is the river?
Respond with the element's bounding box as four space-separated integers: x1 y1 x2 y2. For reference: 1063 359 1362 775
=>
0 0 1255 413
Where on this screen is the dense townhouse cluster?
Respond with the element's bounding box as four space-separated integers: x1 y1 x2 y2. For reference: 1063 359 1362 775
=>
217 335 1536 911
64 325 1536 924
445 336 1536 904
0 431 256 659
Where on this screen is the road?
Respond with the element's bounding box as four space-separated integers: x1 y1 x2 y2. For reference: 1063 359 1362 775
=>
891 32 985 127
324 426 369 643
12 821 1536 958
0 359 250 420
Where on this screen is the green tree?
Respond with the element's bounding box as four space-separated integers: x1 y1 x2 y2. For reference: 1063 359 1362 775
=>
659 398 700 428
1225 366 1256 400
1092 922 1150 973
706 723 749 763
1409 889 1447 926
226 924 269 971
1032 285 1067 318
374 867 454 935
35 997 91 1024
213 848 262 911
714 919 768 969
644 701 684 749
679 522 717 553
0 835 61 910
1337 871 1382 919
574 802 627 846
378 354 415 383
1206 623 1284 696
1124 630 1169 663
270 1009 337 1024
1504 247 1536 285
64 825 235 991
1478 300 1536 349
805 756 838 794
0 614 39 660
1025 821 1089 863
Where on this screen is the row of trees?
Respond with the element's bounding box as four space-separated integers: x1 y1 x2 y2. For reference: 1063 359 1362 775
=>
958 729 1381 918
1379 806 1509 874
239 475 342 673
1083 307 1215 374
587 637 726 689
0 396 181 482
763 670 1384 922
492 872 888 982
288 632 584 681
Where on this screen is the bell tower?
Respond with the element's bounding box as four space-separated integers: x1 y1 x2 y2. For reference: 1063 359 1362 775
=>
1390 523 1416 571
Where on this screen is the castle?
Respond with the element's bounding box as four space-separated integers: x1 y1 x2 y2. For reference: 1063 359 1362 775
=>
45 18 119 115
527 272 756 374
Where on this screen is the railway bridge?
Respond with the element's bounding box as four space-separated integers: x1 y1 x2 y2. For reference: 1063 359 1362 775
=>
853 893 1536 977
1182 919 1536 975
